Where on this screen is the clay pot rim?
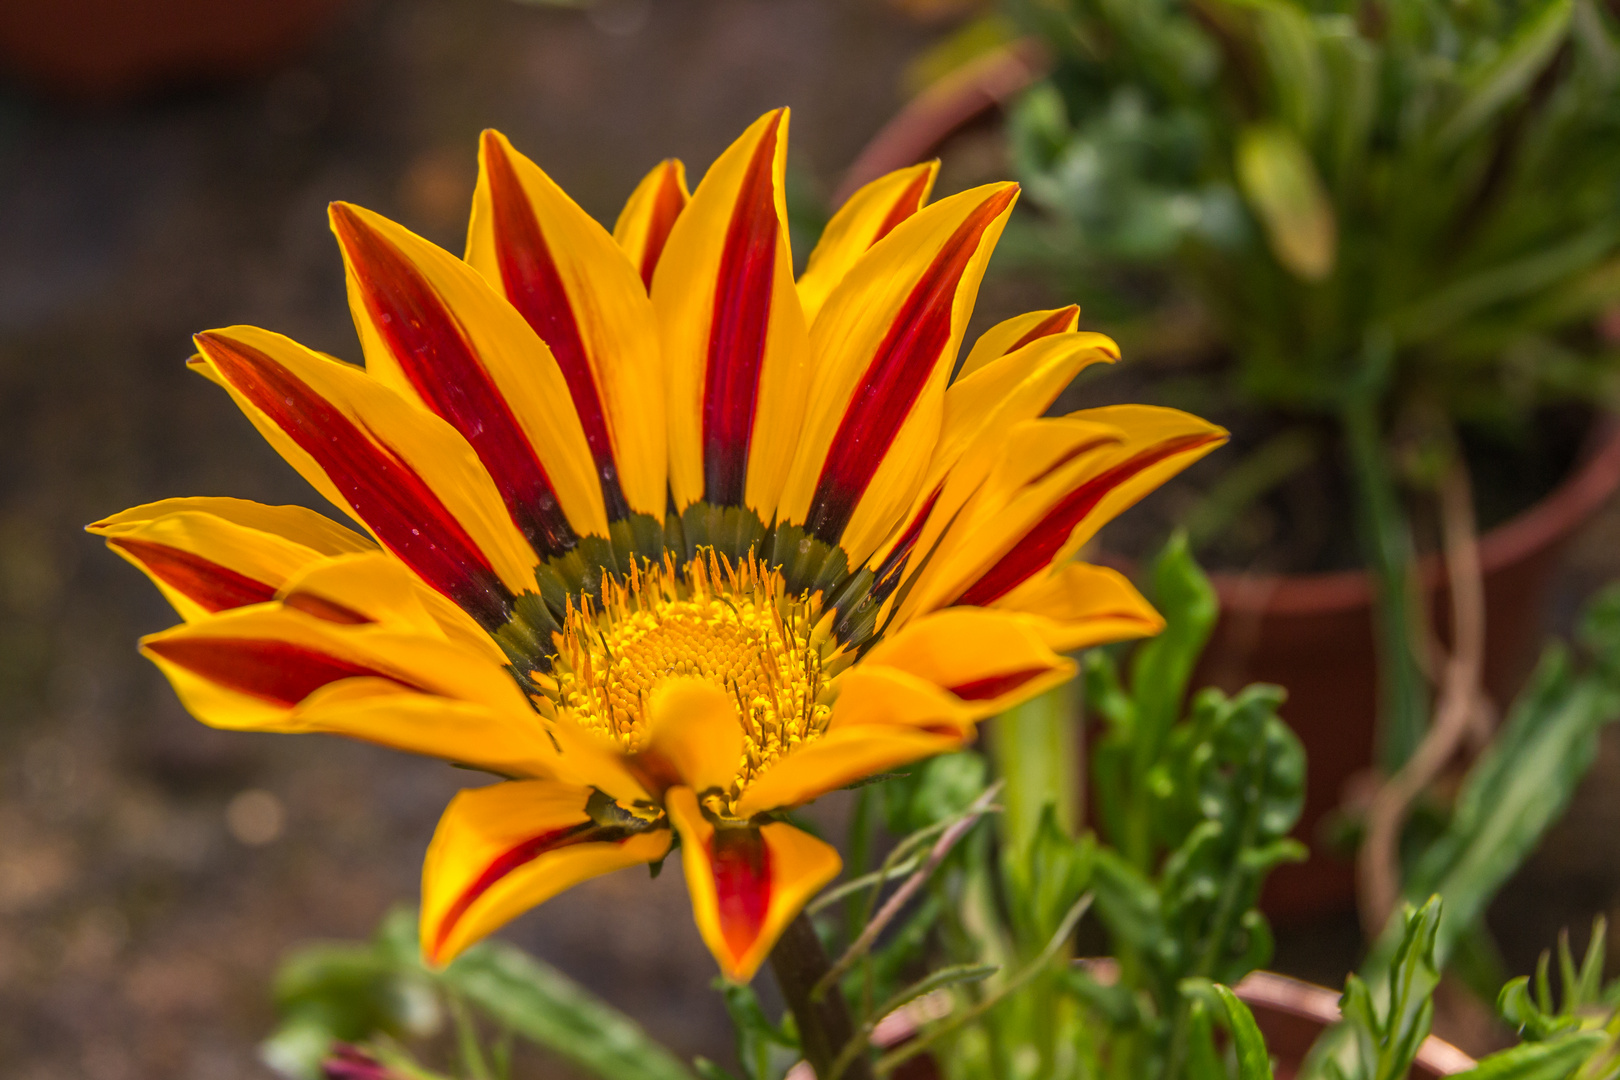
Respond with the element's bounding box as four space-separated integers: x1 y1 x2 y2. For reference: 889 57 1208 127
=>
844 46 1620 619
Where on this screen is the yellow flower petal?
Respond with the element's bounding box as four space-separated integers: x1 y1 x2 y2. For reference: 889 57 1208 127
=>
776 183 1018 567
637 677 745 796
862 606 1077 714
995 561 1165 651
421 779 671 967
613 158 690 289
88 498 373 622
139 605 556 778
797 161 938 327
957 305 1098 380
466 131 667 522
330 201 608 551
652 108 811 516
191 325 540 627
667 787 841 982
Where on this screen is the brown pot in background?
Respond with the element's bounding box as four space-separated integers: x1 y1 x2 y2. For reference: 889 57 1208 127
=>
0 0 351 101
792 970 1476 1078
847 50 1620 919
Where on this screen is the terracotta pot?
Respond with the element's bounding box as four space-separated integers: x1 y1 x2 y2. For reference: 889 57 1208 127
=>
0 0 351 101
846 54 1620 919
786 970 1476 1078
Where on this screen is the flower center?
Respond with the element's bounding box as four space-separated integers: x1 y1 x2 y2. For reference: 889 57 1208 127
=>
551 552 832 787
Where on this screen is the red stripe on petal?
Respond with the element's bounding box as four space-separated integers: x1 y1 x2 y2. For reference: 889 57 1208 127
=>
282 591 374 625
430 821 596 959
710 826 772 963
483 136 630 520
196 332 514 628
955 434 1222 607
1006 305 1079 354
804 186 1017 544
331 204 580 557
639 162 688 289
703 112 784 507
950 667 1050 701
871 169 933 245
145 636 422 707
107 536 277 613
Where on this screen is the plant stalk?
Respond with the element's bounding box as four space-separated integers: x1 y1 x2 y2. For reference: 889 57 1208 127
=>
771 913 874 1080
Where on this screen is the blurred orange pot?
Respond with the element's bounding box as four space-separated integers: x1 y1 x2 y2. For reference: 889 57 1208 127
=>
0 0 350 100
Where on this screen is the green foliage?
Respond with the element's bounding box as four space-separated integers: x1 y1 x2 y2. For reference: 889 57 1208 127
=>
1364 584 1620 977
261 908 695 1080
1331 899 1444 1080
1007 0 1620 424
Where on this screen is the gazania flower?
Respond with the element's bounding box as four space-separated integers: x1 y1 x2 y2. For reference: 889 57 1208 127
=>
92 110 1223 981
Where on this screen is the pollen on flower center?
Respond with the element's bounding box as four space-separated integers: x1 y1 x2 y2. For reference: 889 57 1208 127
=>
551 551 832 787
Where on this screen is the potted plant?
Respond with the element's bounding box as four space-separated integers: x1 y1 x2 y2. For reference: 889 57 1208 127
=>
845 0 1620 913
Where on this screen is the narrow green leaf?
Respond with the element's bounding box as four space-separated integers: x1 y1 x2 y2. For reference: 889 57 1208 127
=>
1215 984 1276 1080
1447 1031 1608 1080
1437 0 1574 151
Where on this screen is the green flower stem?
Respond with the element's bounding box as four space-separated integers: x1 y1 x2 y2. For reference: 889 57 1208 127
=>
770 913 874 1080
1341 386 1430 772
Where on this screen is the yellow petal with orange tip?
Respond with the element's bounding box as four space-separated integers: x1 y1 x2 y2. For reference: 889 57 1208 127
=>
776 182 1019 568
139 604 575 810
861 606 1077 714
996 561 1165 652
735 665 975 816
466 131 667 522
797 161 939 327
190 325 539 628
88 498 374 622
956 305 1097 380
421 779 672 967
667 787 841 982
637 677 745 796
614 158 690 289
329 200 608 552
652 108 811 516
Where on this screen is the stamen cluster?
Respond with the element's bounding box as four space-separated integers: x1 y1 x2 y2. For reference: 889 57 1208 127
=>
552 551 831 787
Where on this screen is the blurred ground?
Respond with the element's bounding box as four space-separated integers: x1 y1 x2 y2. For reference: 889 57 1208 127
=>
5 1 1620 1078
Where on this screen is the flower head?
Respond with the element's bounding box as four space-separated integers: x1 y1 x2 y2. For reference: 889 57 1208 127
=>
92 110 1224 980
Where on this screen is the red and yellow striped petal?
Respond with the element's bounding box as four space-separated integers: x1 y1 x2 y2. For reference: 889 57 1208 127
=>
796 161 938 327
636 678 744 797
653 109 811 514
995 561 1164 651
275 551 510 665
735 666 974 816
956 305 1085 380
862 607 1076 714
896 408 1224 621
139 606 557 777
666 787 841 982
467 131 667 521
88 497 373 622
422 780 672 967
871 332 1118 580
777 182 1019 565
330 201 607 554
192 326 538 629
614 158 690 289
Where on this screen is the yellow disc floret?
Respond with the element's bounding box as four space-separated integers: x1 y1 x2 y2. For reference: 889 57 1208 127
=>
552 551 832 789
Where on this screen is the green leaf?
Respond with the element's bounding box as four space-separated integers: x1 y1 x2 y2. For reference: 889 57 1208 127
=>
441 941 697 1080
1436 0 1574 151
1128 532 1219 784
1215 984 1276 1080
1236 123 1337 281
1447 1031 1609 1080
